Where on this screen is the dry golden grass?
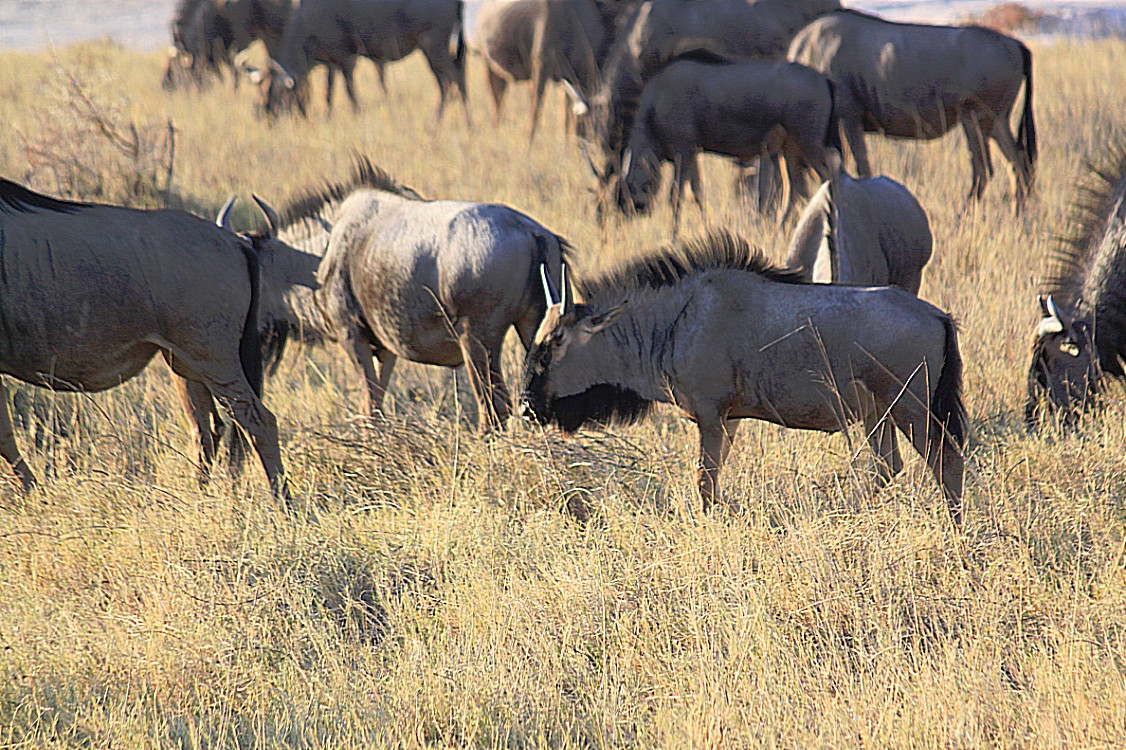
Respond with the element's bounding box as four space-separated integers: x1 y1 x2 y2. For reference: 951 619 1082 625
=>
1 37 1126 748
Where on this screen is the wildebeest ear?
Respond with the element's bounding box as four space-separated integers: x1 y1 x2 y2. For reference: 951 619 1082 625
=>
581 300 628 336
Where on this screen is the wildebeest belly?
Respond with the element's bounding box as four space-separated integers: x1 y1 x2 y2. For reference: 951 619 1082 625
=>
0 338 160 391
357 285 465 367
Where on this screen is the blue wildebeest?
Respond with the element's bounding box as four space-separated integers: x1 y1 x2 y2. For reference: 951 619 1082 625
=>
604 54 841 235
785 157 933 295
0 179 289 501
234 159 570 430
788 9 1037 209
241 0 468 120
1027 148 1126 428
522 231 966 523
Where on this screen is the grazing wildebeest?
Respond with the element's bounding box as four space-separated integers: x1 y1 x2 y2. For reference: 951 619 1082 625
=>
242 0 468 120
607 54 841 234
0 179 289 500
163 0 292 90
475 0 635 142
1027 148 1126 429
785 159 933 294
788 9 1037 208
261 160 570 430
522 231 966 523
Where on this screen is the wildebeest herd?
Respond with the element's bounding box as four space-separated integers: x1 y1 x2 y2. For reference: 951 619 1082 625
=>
2 0 1122 529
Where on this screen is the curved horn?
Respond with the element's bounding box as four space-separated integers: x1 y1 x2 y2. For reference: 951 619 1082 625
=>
621 148 633 177
561 263 570 313
1046 294 1072 330
540 264 560 307
252 194 281 237
216 195 237 232
560 79 589 116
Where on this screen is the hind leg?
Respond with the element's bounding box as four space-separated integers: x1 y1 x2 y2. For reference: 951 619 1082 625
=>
842 118 872 178
341 327 396 420
0 380 36 492
847 381 903 488
989 116 1030 211
170 373 223 487
894 400 964 527
456 321 510 431
961 113 993 204
486 69 508 124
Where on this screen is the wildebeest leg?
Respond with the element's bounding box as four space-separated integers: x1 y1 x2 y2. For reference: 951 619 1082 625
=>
685 155 707 226
170 373 222 487
420 46 453 125
486 69 508 124
961 113 993 203
341 329 389 420
696 417 733 513
755 155 783 214
720 419 740 466
325 66 336 114
208 380 289 504
896 403 964 527
0 380 37 492
456 321 509 431
848 381 903 488
375 61 388 96
842 119 871 178
778 151 807 224
341 59 360 114
988 116 1029 210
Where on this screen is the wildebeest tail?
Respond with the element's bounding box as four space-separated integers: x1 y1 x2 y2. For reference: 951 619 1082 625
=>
933 314 967 452
1017 42 1037 181
238 240 265 399
824 78 843 156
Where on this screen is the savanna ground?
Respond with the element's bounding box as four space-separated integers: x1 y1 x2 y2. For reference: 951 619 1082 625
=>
1 37 1125 748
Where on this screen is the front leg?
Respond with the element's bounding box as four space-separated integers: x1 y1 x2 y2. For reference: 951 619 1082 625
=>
696 417 735 513
0 380 36 492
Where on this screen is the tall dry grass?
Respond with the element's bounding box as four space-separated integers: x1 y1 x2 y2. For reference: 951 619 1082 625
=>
0 36 1125 748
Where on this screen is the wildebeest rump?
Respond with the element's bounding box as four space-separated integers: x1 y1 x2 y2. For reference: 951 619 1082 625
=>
609 54 841 234
788 9 1037 208
243 0 468 120
523 231 966 523
288 160 570 430
0 179 289 499
1027 147 1126 428
785 162 933 295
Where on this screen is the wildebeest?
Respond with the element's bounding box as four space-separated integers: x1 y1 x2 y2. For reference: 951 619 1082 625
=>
788 9 1037 208
163 0 292 90
785 159 933 294
240 159 570 430
607 54 841 234
522 231 966 523
475 0 634 142
242 0 469 121
1027 148 1126 428
574 0 841 212
0 179 289 500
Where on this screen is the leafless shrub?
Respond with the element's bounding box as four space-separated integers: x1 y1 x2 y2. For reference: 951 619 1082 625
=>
17 62 175 207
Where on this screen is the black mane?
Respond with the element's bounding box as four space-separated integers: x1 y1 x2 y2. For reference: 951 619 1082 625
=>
276 156 422 232
0 180 83 216
1042 147 1126 302
578 230 804 303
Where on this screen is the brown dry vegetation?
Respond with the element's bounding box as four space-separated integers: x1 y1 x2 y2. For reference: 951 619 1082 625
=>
1 37 1126 748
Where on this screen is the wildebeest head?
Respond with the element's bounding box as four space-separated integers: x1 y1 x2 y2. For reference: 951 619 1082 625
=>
1026 294 1100 429
238 52 304 116
216 195 324 372
618 147 661 216
522 265 637 432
